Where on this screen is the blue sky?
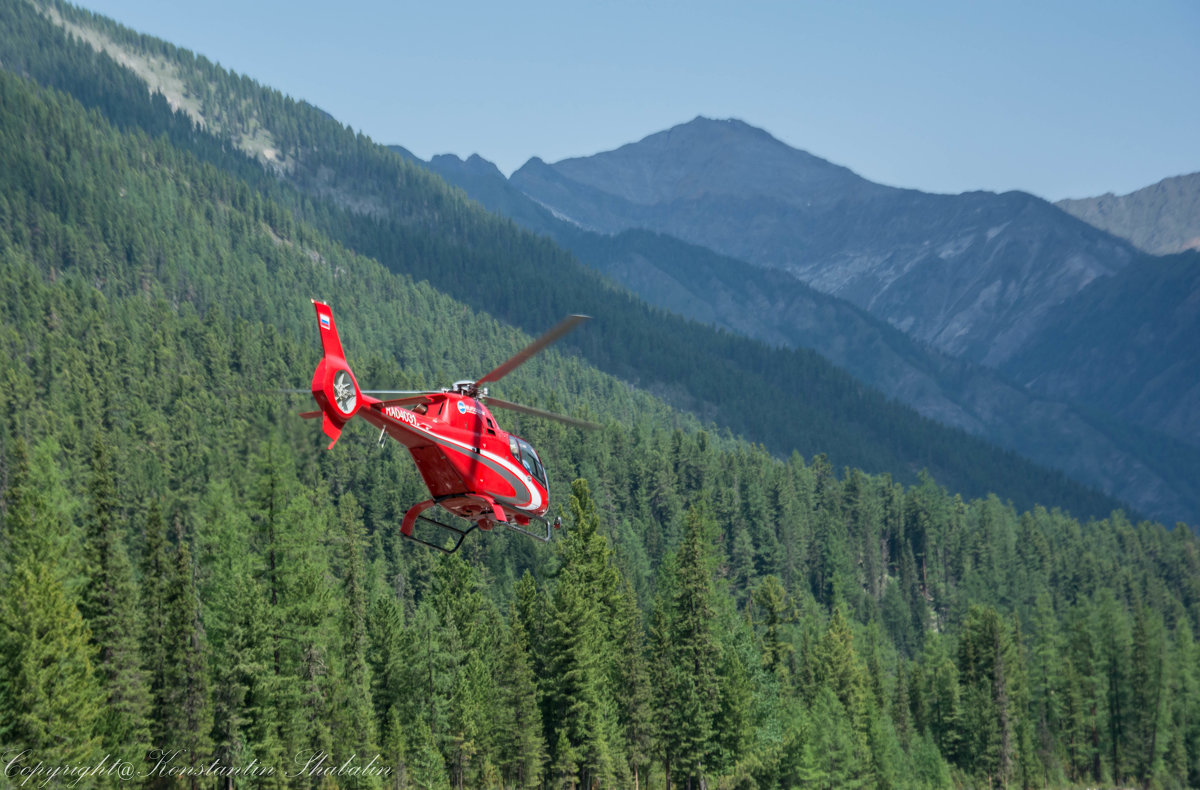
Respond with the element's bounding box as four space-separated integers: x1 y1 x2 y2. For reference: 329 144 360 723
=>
76 0 1198 201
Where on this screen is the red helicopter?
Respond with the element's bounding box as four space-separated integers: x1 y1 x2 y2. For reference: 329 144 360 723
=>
299 300 596 552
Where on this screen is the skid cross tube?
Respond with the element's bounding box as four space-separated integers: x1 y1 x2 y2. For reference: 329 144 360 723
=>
397 497 560 553
401 511 478 554
504 513 562 543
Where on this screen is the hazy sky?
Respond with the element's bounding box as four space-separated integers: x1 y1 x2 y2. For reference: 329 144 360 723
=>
74 0 1198 201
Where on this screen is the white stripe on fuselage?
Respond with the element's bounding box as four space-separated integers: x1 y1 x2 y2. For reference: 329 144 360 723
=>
374 406 542 512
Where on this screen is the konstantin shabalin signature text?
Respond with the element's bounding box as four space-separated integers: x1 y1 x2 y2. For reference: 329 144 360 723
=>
4 749 392 786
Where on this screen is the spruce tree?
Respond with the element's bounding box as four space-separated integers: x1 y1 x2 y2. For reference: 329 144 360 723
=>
79 435 151 762
334 492 381 782
495 609 548 789
612 581 653 788
652 502 722 789
367 594 408 781
156 540 213 786
753 574 794 681
0 438 100 765
544 479 626 789
0 560 102 766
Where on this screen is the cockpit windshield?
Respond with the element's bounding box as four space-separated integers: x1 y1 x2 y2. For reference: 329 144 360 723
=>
509 435 547 488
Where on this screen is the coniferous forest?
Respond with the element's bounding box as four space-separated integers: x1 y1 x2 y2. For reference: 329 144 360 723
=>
1 2 1199 788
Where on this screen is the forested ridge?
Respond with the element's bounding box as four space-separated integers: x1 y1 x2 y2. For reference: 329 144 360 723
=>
1 8 1199 790
0 0 1139 522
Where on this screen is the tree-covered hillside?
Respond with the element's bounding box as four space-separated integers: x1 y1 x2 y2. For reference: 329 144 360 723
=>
1 48 1200 790
0 0 1148 524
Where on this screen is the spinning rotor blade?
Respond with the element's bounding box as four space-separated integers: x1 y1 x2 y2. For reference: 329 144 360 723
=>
277 388 440 396
476 315 590 387
359 389 443 395
487 397 601 430
376 395 433 408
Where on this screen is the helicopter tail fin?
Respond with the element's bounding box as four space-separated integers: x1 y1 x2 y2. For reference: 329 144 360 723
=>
313 299 346 360
309 300 362 448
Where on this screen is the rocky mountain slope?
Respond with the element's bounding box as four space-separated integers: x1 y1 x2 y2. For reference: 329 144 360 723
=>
509 117 1139 367
1057 172 1200 255
1003 250 1200 449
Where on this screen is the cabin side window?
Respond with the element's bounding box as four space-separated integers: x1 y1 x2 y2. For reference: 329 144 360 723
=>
509 436 547 487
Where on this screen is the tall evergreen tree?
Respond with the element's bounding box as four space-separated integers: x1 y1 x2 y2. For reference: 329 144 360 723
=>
653 502 722 789
0 560 102 767
79 435 151 762
544 479 626 789
0 438 100 766
156 540 213 787
495 609 548 789
333 492 381 785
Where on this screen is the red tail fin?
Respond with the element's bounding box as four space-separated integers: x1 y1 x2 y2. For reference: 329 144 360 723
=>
309 300 361 448
313 300 346 360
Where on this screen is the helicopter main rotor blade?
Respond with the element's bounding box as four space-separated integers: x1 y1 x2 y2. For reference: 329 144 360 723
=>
487 397 601 430
476 315 590 387
359 389 443 395
277 388 441 396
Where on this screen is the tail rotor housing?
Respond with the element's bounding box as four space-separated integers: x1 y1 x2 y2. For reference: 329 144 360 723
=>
310 300 361 447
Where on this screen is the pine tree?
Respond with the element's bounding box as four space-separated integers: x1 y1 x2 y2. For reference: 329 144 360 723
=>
367 594 408 782
156 540 213 787
140 500 171 744
334 492 381 783
813 606 871 734
0 437 100 765
1095 589 1132 783
495 610 548 789
407 716 451 790
753 574 794 681
544 479 626 789
1028 589 1066 785
612 581 653 788
192 482 271 787
1129 605 1167 785
0 560 102 766
79 435 151 762
806 685 872 790
652 502 722 789
2 438 82 590
956 604 1025 787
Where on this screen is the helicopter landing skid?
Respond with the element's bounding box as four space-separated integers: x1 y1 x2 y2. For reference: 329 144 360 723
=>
399 499 477 554
504 513 562 544
399 497 560 553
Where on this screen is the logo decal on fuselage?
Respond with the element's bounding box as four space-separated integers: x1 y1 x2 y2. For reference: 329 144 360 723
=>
456 400 484 417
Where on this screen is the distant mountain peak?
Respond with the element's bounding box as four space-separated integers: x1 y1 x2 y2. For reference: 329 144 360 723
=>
527 115 881 210
429 152 505 180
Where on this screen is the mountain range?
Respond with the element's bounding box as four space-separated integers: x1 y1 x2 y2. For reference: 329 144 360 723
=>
403 119 1200 526
7 0 1198 526
1057 172 1200 255
0 0 1144 527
